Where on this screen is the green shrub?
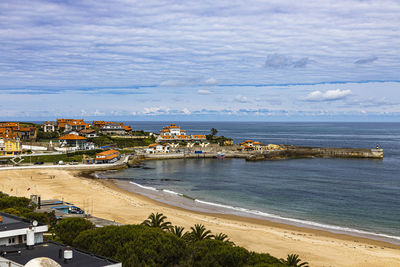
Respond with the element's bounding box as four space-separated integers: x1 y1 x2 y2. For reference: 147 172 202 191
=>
54 217 95 245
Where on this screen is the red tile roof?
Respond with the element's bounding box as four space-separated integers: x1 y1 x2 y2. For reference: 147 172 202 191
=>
96 149 119 156
58 134 87 140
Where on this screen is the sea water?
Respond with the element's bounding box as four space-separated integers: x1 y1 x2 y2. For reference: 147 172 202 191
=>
104 122 400 243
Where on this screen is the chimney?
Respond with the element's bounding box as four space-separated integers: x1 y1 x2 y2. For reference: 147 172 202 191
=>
64 246 73 263
26 225 35 249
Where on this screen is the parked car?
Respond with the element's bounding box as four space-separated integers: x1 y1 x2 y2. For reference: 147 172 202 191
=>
58 161 65 165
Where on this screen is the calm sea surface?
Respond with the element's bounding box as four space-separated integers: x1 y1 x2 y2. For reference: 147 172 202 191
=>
105 122 400 242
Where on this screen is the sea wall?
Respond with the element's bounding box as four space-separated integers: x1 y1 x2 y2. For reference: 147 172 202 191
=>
246 146 383 161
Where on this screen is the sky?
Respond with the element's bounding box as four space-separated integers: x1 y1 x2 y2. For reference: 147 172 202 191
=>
0 0 400 121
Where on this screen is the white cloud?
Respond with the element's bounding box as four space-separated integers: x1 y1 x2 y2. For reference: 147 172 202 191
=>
303 89 352 102
159 80 186 87
197 89 211 95
183 108 191 115
204 78 218 85
235 95 248 103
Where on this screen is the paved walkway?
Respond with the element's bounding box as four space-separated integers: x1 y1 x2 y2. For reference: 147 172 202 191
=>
0 156 130 171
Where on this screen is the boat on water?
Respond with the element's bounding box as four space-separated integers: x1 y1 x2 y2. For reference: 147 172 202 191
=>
216 152 225 159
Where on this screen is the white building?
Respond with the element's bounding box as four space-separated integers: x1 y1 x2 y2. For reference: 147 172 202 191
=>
42 121 55 133
0 212 47 247
146 143 170 154
0 212 121 267
156 123 206 143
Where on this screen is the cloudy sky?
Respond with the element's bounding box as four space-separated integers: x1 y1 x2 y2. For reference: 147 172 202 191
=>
1 0 400 121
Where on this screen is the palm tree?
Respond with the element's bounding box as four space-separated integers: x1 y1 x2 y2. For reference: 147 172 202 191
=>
169 225 186 238
280 254 309 267
189 224 213 242
213 233 229 241
142 212 171 231
213 232 235 246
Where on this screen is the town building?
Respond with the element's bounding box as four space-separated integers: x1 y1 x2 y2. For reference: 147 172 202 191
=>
79 129 97 138
100 123 131 136
263 144 281 151
0 212 121 267
146 143 170 154
15 127 37 141
0 212 48 247
95 149 121 164
0 123 36 141
56 119 90 132
58 133 89 150
43 121 55 132
156 123 206 142
239 140 263 151
0 134 22 156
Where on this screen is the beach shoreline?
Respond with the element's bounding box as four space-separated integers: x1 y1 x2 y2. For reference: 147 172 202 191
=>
1 168 399 266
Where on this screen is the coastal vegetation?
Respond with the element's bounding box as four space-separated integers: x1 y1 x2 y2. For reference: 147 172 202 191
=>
2 149 104 164
88 135 156 148
0 193 309 266
205 128 233 146
43 212 308 266
0 192 57 228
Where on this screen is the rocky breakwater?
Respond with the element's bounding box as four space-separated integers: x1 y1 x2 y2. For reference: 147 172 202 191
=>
246 145 383 161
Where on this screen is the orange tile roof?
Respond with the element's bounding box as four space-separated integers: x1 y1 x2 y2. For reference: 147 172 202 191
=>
66 121 86 126
96 154 120 160
96 149 119 156
253 142 263 145
0 122 19 128
58 134 87 140
148 143 159 148
80 129 96 133
18 127 36 132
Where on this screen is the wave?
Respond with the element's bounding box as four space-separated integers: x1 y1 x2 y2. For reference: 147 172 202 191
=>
127 181 400 244
194 200 400 243
163 189 183 196
129 181 158 191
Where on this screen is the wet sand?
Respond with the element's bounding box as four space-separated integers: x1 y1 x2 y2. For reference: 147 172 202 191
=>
1 168 399 267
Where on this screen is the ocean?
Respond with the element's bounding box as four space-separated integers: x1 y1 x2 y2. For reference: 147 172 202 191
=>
103 122 400 244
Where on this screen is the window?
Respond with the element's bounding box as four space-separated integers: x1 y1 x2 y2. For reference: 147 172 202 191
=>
8 237 15 244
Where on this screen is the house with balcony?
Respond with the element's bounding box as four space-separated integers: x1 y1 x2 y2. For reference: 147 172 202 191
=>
58 133 89 150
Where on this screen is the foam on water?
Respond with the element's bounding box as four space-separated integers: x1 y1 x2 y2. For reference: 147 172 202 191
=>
127 181 400 244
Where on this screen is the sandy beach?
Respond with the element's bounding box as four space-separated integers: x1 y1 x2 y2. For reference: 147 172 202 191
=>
0 168 399 267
